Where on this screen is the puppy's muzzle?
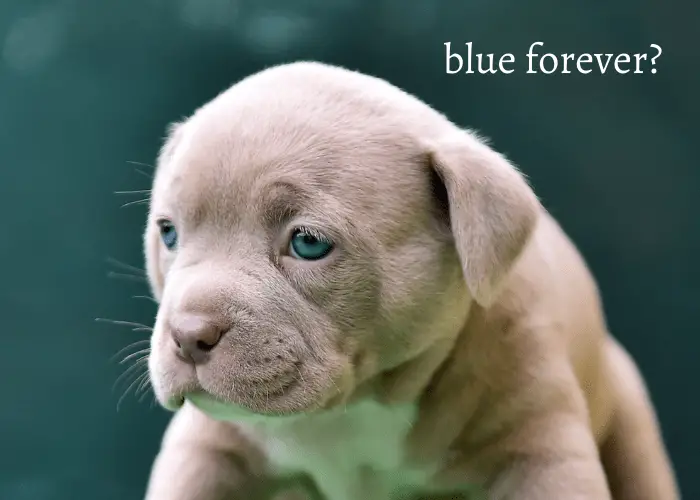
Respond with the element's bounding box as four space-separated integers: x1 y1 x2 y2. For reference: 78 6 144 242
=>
164 311 302 392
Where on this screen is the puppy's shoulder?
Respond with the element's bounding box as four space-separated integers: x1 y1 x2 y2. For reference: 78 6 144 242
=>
501 211 601 310
482 209 609 370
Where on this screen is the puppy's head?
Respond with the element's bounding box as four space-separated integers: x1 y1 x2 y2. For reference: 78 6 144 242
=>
145 62 539 419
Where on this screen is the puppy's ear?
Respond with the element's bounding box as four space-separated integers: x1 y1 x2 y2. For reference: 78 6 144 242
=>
427 130 540 307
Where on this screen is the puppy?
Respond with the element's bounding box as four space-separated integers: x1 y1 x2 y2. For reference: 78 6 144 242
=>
143 62 679 500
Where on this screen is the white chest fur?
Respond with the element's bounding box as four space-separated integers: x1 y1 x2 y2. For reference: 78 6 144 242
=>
243 400 434 500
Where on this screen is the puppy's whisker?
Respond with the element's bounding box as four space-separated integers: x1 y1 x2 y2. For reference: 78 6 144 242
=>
117 369 149 411
106 257 146 275
134 168 153 179
137 389 152 405
114 358 150 391
136 374 153 401
96 318 153 331
114 362 149 398
121 198 150 208
126 160 155 169
111 339 151 362
120 348 151 365
114 189 152 195
107 271 149 283
135 377 150 398
132 294 158 304
131 326 152 333
125 160 154 179
133 370 156 408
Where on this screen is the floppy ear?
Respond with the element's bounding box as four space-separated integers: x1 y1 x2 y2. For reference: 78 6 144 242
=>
427 130 540 307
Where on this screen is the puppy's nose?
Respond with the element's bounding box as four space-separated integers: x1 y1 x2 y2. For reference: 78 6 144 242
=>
169 314 225 364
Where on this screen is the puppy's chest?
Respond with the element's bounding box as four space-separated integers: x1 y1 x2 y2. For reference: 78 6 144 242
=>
250 401 434 500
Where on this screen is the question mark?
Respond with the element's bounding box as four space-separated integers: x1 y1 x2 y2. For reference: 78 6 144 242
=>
649 44 662 74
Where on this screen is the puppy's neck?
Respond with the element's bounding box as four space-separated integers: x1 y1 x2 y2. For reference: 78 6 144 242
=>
362 335 464 407
371 287 475 406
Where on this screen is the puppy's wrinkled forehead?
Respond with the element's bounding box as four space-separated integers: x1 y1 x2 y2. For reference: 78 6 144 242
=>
152 78 432 237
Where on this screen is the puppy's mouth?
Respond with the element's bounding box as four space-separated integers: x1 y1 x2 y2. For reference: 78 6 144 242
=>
185 391 273 422
151 338 352 418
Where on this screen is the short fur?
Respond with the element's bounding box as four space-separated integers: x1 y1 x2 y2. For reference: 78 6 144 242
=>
143 62 678 500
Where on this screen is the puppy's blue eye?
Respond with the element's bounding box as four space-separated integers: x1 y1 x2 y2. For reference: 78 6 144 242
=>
289 229 333 261
158 220 178 250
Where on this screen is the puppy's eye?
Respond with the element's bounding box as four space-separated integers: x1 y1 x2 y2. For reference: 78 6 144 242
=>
157 219 178 250
288 228 333 261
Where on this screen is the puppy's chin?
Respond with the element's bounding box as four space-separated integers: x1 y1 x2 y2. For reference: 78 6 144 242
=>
152 364 353 418
182 381 345 423
185 391 284 424
156 379 329 418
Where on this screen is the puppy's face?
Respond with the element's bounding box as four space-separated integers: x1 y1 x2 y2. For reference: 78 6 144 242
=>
145 63 539 419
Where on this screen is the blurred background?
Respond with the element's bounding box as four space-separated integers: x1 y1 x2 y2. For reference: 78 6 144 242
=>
1 0 698 498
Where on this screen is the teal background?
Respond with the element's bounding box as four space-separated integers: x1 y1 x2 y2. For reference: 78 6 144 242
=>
0 0 697 498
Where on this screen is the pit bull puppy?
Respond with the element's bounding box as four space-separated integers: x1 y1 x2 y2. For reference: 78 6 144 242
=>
143 62 679 500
